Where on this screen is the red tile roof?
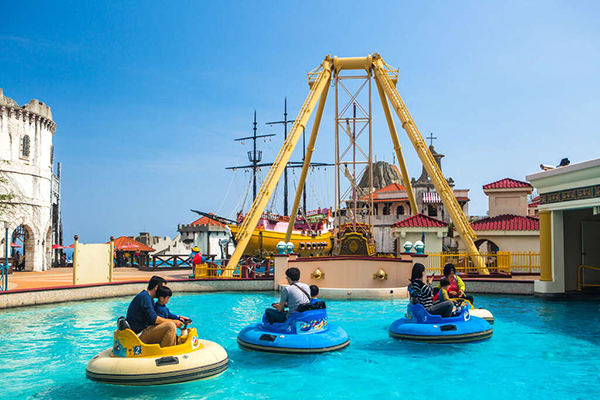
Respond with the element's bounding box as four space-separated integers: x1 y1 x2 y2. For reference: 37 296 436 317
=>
483 178 532 190
528 196 540 207
470 214 539 231
111 236 155 252
392 213 448 228
190 214 226 228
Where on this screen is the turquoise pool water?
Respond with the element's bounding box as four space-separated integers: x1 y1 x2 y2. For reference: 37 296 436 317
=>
1 292 599 399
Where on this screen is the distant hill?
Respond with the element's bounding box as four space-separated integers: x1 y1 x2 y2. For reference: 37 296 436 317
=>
358 161 404 191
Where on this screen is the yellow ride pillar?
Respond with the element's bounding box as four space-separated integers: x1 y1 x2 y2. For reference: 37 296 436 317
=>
285 84 330 242
226 58 334 273
375 78 418 215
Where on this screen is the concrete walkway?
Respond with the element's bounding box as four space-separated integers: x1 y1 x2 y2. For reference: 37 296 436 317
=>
7 267 192 290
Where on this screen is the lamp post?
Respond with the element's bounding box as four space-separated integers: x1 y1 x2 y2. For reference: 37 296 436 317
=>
2 221 8 291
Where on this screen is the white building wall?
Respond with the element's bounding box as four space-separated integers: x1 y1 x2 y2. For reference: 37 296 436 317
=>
0 89 57 271
393 228 447 253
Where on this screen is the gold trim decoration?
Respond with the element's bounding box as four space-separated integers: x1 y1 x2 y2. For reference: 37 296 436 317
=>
373 268 388 280
540 184 600 205
311 268 325 280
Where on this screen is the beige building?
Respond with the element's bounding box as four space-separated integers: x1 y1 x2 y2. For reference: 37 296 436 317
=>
528 196 540 217
361 150 470 254
410 145 470 221
458 178 539 253
527 158 600 296
483 178 532 217
391 213 448 254
469 214 540 253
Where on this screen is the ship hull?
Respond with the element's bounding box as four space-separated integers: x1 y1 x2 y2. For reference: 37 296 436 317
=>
228 225 332 257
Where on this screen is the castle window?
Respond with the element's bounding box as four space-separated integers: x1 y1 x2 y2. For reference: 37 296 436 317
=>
396 206 405 215
428 204 438 217
383 204 390 215
21 135 31 158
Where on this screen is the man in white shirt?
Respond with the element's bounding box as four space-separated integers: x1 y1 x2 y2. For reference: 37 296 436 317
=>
265 267 311 324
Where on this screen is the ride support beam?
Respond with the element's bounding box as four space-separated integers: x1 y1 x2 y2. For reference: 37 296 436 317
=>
372 55 487 273
285 83 331 242
226 57 334 271
375 78 418 215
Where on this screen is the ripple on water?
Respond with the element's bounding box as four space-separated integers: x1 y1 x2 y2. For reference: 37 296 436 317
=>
0 292 599 399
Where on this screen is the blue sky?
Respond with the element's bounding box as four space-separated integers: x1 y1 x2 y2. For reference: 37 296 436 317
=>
2 1 599 243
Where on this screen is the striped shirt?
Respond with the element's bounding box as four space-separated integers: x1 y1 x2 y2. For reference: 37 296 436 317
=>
409 280 433 311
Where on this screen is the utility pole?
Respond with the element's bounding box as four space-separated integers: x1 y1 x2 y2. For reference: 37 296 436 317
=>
226 111 275 201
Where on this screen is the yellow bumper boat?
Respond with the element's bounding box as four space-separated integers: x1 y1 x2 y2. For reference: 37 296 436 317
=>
86 318 228 386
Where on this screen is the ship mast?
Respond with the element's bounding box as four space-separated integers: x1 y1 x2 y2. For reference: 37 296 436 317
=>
226 111 276 201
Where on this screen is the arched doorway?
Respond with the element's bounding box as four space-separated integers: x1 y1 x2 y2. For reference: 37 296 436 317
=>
11 225 35 271
475 238 499 253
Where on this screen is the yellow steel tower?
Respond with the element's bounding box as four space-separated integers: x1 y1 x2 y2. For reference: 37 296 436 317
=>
226 54 485 273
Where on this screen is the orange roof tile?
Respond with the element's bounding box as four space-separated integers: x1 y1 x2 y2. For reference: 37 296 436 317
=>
377 183 406 193
111 236 155 252
360 183 407 201
190 214 226 228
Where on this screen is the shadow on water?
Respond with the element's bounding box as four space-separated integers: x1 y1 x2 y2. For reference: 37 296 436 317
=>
478 294 600 345
3 292 600 400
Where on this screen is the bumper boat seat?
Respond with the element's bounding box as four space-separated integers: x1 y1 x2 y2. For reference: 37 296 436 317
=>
389 303 493 344
86 317 229 386
237 303 350 354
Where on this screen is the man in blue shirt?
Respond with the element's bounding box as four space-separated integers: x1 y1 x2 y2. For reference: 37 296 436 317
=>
126 275 183 347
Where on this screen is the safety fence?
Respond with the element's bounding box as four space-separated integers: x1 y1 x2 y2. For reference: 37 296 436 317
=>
194 259 273 279
151 254 195 269
578 265 600 291
426 251 540 275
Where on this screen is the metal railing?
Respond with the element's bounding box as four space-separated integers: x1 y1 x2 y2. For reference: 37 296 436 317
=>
578 265 600 291
426 251 540 275
194 259 273 279
195 264 240 278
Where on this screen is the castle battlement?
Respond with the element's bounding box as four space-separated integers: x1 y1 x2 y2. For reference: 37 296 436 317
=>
0 88 56 133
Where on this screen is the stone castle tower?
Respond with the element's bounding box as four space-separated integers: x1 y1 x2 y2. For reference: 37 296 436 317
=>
0 88 62 271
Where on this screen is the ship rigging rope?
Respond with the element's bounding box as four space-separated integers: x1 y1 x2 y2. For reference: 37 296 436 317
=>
267 174 280 214
215 155 240 216
228 168 252 219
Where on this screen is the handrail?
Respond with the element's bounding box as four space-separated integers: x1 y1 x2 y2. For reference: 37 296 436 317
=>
426 251 540 275
578 265 600 291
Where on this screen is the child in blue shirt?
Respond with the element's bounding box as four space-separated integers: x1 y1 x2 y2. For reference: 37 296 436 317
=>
310 285 320 304
154 286 184 321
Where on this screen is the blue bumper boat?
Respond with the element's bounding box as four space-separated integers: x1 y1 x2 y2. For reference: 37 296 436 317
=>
389 303 493 343
237 304 350 354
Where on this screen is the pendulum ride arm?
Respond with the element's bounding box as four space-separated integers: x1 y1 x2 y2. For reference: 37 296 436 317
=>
284 83 330 242
372 55 487 273
375 79 418 215
226 57 334 271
